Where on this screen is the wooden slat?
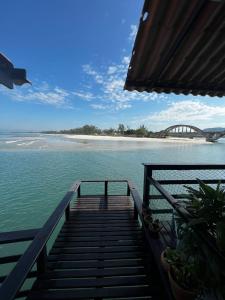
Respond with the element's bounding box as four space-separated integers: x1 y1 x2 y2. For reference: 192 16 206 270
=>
50 245 143 254
56 236 143 242
62 223 140 228
48 251 145 261
54 239 143 247
59 230 141 236
40 267 146 279
58 232 142 238
27 286 153 300
65 220 139 225
34 275 148 289
47 259 145 269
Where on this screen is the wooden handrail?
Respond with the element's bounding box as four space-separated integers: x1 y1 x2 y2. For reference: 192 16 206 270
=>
127 181 143 217
0 228 39 245
143 163 225 170
148 176 191 221
81 179 128 183
0 180 81 300
158 179 225 185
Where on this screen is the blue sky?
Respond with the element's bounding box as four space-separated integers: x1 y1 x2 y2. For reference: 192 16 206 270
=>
1 0 225 131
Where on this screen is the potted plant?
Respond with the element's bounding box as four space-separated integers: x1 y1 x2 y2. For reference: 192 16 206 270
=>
165 248 201 300
168 261 200 300
182 180 225 298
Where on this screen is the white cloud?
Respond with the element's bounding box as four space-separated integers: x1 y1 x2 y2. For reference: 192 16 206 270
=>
91 102 131 111
141 100 225 130
90 104 110 110
0 83 74 108
81 56 166 111
82 64 103 84
72 91 94 101
128 24 138 42
107 66 118 75
0 81 98 108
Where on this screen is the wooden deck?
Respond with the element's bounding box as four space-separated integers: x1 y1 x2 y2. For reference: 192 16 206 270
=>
1 166 225 300
27 195 165 300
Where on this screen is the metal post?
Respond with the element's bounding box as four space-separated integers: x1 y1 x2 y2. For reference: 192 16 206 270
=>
143 165 152 208
77 185 81 197
105 181 108 197
134 204 138 219
37 245 47 275
65 203 70 221
127 184 130 196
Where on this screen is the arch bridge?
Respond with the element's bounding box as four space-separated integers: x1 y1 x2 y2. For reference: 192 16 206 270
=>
159 124 225 142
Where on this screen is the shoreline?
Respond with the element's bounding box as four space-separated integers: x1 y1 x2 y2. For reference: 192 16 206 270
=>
60 134 209 144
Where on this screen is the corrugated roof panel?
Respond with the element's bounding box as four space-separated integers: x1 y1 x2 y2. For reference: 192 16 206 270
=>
125 0 225 97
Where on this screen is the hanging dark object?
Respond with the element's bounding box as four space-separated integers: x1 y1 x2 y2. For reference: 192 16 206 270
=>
0 53 30 89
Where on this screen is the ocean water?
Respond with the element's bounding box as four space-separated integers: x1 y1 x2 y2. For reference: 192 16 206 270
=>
0 132 225 232
0 132 225 276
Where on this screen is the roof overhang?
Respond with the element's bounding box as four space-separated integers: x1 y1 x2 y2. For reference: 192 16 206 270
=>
124 0 225 97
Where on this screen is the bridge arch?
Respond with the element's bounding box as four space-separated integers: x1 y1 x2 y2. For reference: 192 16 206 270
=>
163 124 204 136
158 125 225 142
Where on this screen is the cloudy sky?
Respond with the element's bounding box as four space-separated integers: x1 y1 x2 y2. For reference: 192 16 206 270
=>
1 0 225 131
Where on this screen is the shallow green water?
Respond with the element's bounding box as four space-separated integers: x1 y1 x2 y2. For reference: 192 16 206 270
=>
0 133 225 277
1 133 225 232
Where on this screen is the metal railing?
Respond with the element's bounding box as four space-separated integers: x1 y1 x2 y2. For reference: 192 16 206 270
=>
143 163 225 260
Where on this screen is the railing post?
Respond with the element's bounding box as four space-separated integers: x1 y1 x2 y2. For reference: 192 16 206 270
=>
37 245 47 275
77 185 81 197
127 183 130 196
105 180 108 197
134 204 138 219
65 203 70 221
143 165 152 209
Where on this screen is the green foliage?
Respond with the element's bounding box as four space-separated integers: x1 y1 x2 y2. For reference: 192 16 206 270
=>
118 124 125 135
135 125 148 137
165 248 201 291
184 180 225 252
174 180 225 297
103 128 115 135
43 123 155 137
59 124 101 135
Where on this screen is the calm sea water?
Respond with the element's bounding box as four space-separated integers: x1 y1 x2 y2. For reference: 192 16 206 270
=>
0 132 225 272
0 132 225 232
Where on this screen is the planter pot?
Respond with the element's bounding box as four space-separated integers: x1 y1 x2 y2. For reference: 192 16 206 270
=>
168 269 198 300
160 250 170 272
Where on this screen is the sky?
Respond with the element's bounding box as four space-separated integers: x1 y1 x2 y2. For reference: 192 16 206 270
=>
1 0 225 132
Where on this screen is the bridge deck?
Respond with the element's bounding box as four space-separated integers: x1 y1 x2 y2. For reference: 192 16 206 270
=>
27 195 165 300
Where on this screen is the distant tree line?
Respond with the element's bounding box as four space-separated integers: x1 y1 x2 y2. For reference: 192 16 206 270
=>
43 124 156 138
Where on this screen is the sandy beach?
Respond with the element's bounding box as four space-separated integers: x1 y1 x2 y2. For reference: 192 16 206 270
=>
63 134 209 144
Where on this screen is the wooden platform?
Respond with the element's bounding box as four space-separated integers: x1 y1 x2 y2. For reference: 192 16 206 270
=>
27 195 166 300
